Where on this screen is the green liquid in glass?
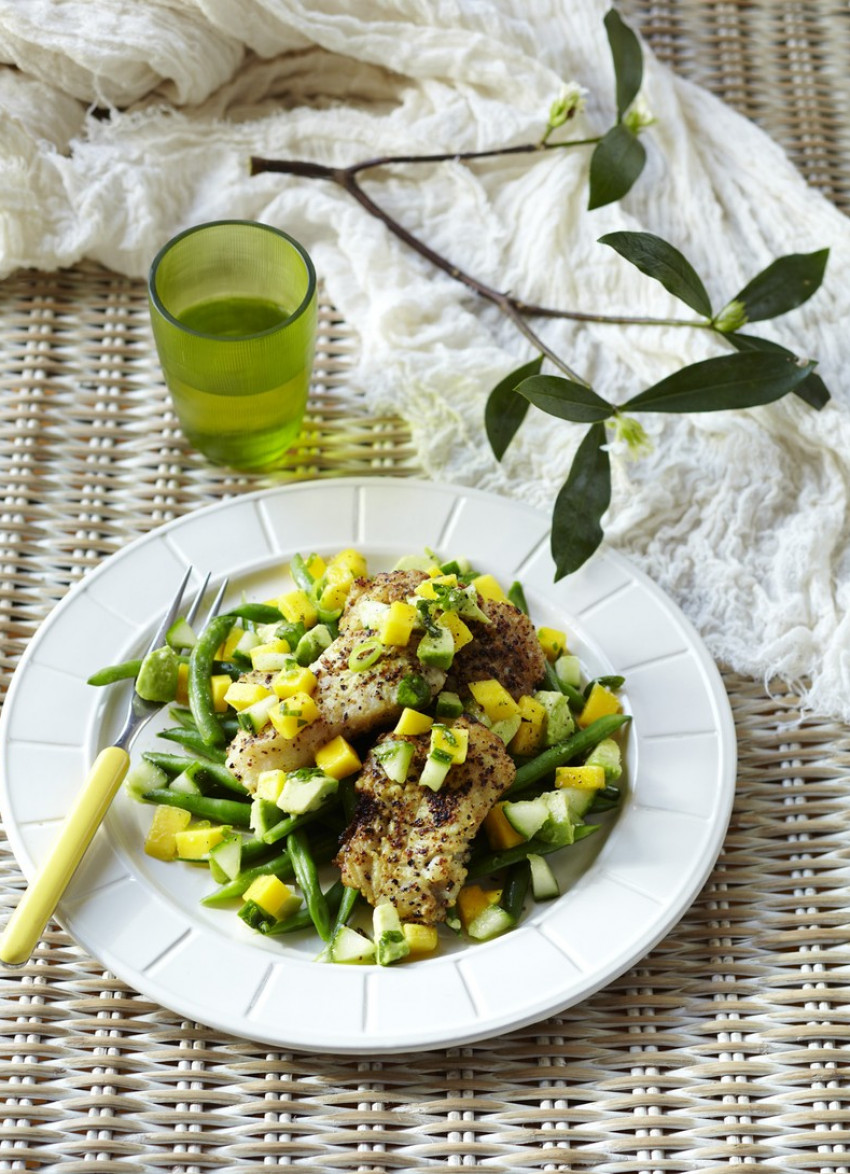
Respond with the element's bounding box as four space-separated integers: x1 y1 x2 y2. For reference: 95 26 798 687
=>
168 295 310 471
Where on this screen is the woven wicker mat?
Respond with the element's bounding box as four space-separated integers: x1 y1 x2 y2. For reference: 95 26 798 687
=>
2 3 849 1171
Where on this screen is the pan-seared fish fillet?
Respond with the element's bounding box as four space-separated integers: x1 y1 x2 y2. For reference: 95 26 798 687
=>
225 630 445 791
449 599 546 699
339 569 429 632
335 716 515 924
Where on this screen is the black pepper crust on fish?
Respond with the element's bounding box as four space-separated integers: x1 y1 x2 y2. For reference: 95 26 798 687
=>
335 716 516 925
448 598 547 700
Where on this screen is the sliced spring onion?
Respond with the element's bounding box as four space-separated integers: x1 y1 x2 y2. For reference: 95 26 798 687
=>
348 636 383 672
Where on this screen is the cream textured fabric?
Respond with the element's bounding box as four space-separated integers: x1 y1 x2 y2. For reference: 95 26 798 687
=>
2 0 848 718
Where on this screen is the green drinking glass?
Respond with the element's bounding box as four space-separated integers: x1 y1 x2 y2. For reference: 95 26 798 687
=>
148 220 317 471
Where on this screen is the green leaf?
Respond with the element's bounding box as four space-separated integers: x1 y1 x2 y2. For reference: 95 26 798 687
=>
517 375 614 423
485 356 543 460
598 231 713 318
624 351 817 414
604 8 643 121
727 248 829 324
725 332 830 410
588 124 646 210
551 423 611 580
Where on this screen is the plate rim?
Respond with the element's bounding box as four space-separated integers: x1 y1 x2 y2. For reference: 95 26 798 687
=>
0 476 737 1052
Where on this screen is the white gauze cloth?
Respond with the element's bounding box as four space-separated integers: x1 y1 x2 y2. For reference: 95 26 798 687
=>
2 0 849 720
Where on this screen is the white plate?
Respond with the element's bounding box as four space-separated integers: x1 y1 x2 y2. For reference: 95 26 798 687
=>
0 478 735 1053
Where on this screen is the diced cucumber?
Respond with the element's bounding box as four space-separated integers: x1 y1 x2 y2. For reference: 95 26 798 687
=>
536 790 576 846
278 771 338 815
169 767 202 796
125 758 169 801
491 714 522 744
209 834 243 882
234 629 261 656
328 926 377 964
238 899 278 933
419 749 452 792
528 853 560 900
392 553 433 572
294 624 333 667
435 691 463 719
374 739 415 784
557 785 597 822
534 690 575 746
467 904 514 941
554 654 582 690
373 903 411 965
236 693 277 734
585 737 623 783
503 796 549 840
166 617 197 651
250 796 283 837
417 624 455 670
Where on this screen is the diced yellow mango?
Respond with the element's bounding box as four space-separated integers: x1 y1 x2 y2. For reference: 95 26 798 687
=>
304 553 327 580
468 679 519 724
224 680 273 711
415 573 458 600
438 611 473 651
174 824 229 859
243 874 300 920
217 627 245 661
538 626 568 662
256 769 287 802
471 574 509 603
272 665 317 699
483 802 526 850
426 564 444 578
319 562 355 611
509 694 547 755
268 692 320 739
378 600 417 646
314 735 362 780
211 674 232 713
175 662 189 706
144 805 192 861
250 638 292 671
330 548 368 579
402 923 439 957
456 884 502 932
394 708 434 736
277 589 318 628
431 723 468 764
577 682 622 728
555 764 607 791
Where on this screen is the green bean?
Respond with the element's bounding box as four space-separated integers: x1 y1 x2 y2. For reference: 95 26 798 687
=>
87 658 142 686
158 727 228 763
507 581 529 614
223 603 283 624
288 828 332 942
506 714 632 797
539 659 585 709
266 880 345 937
139 788 252 827
261 808 324 845
142 752 247 797
338 777 357 823
289 552 316 594
201 831 338 906
468 824 599 879
188 613 236 748
500 860 530 922
332 885 360 937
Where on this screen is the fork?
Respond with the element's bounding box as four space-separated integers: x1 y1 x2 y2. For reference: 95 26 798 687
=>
0 567 225 967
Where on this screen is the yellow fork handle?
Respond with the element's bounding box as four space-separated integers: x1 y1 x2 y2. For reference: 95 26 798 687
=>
0 746 130 967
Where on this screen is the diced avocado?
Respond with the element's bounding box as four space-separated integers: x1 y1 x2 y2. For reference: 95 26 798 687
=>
490 714 522 745
277 769 338 814
417 624 455 670
395 672 432 710
135 644 179 703
585 737 623 783
536 790 577 846
373 739 415 784
435 691 463 719
373 903 411 966
328 925 377 964
467 904 514 941
528 853 560 900
534 690 575 746
125 757 169 801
